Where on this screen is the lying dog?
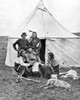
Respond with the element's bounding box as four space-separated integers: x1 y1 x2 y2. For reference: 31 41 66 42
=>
39 74 71 91
61 69 78 80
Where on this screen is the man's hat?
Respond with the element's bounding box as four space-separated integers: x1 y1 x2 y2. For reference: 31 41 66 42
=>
21 32 27 37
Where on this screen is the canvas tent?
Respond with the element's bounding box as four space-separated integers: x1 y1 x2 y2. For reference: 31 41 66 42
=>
5 0 80 67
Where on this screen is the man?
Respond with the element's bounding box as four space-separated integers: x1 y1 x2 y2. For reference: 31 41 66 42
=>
47 52 59 78
25 47 41 74
13 32 29 57
14 49 31 82
29 31 42 55
26 47 38 65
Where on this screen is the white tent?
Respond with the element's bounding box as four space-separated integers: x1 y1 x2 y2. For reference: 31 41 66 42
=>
5 0 80 67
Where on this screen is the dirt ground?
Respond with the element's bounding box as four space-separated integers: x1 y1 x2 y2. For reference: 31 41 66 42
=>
0 36 80 100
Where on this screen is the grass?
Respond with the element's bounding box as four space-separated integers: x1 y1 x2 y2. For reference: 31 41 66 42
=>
0 36 80 100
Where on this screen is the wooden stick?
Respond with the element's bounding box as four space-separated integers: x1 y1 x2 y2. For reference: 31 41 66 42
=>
22 77 40 83
59 72 67 75
38 84 47 88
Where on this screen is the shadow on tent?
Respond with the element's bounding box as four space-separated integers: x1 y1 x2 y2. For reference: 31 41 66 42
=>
40 39 46 63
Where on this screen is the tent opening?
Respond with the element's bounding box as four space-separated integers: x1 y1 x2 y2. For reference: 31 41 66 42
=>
40 39 46 63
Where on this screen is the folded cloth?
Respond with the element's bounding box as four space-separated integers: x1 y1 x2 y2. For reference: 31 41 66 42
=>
32 62 40 72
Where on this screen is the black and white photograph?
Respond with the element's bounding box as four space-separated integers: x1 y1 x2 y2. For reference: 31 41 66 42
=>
0 0 80 100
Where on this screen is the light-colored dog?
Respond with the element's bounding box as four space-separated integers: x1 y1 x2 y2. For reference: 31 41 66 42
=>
39 74 71 91
61 69 78 80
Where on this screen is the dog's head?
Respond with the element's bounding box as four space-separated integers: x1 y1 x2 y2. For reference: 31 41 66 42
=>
51 74 57 81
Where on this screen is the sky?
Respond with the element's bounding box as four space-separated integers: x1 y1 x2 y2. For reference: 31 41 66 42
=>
0 0 80 36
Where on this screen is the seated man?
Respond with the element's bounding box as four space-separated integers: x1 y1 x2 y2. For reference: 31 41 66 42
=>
47 52 59 78
14 47 41 82
14 50 31 82
25 47 40 72
38 52 59 79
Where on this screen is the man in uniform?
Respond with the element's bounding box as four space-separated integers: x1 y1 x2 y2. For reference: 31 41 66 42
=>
13 32 29 57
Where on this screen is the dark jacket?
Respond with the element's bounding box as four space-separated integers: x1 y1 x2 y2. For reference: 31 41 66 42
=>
13 38 29 51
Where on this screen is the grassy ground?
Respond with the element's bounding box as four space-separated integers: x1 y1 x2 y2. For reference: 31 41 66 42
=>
0 36 80 100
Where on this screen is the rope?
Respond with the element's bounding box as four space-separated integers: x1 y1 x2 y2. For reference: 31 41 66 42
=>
41 10 46 38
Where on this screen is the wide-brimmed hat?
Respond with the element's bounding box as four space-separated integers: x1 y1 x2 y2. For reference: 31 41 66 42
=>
21 32 27 37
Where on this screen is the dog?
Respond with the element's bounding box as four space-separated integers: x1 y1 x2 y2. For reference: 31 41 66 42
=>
38 64 54 79
39 74 71 91
61 69 78 80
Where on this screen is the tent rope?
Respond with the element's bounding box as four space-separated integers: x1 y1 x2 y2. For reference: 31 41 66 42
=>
41 10 47 38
